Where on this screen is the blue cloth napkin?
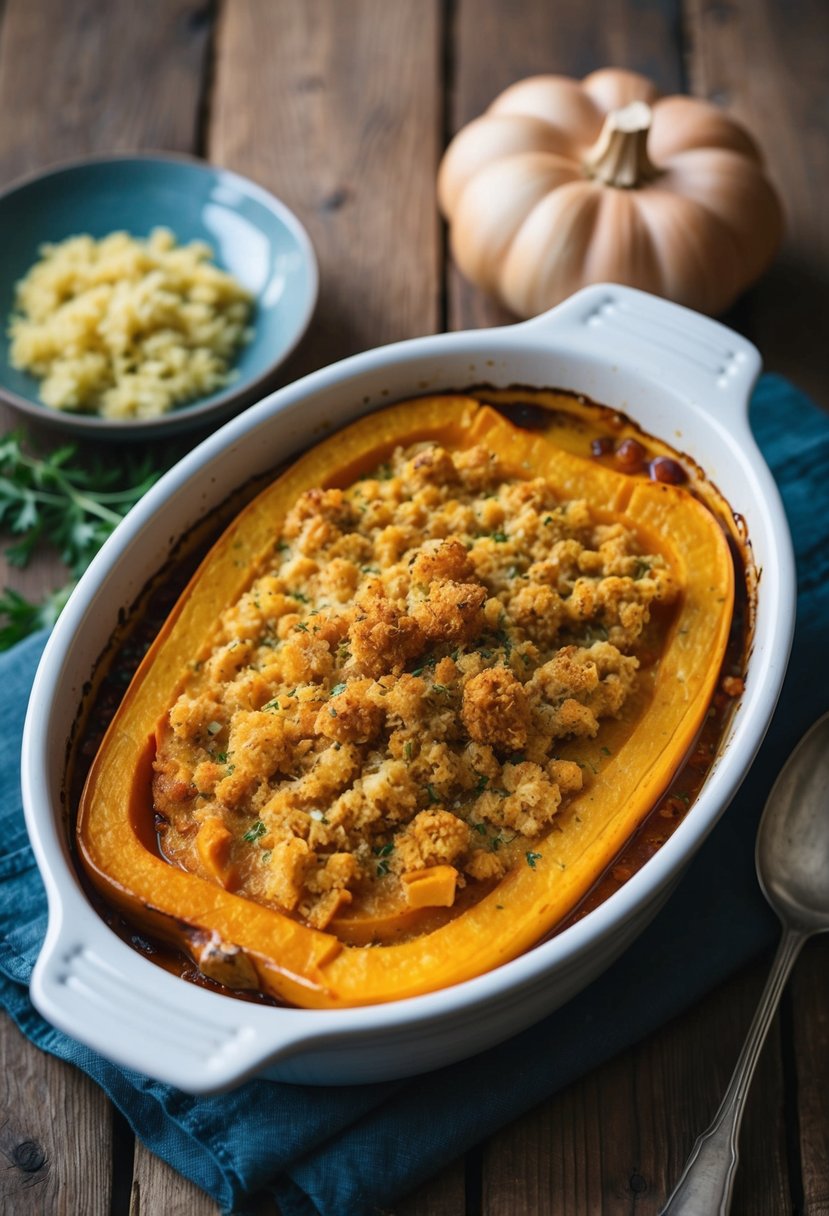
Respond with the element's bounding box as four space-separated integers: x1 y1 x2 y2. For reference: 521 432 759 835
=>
1 374 827 1216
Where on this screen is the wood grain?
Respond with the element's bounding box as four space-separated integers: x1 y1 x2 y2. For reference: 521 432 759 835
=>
210 0 443 378
684 0 829 406
480 956 790 1214
0 0 212 184
0 1016 112 1215
397 1160 467 1214
793 939 829 1216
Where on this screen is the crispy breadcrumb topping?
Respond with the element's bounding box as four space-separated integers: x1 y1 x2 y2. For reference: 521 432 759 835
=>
153 438 678 933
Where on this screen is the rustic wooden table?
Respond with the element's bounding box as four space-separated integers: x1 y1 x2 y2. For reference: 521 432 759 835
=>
1 2 827 1213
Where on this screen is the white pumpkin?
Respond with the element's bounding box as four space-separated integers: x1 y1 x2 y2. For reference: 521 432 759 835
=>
438 68 784 317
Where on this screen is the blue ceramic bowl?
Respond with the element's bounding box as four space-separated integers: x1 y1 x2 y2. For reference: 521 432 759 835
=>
0 154 318 438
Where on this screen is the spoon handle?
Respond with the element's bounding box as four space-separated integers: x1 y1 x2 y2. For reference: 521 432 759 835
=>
659 926 807 1216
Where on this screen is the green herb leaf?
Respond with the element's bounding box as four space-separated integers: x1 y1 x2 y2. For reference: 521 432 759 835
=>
243 820 267 842
526 851 542 868
0 583 73 649
0 430 165 649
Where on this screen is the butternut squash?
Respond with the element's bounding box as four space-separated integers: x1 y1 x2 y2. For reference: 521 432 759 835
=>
77 396 734 1009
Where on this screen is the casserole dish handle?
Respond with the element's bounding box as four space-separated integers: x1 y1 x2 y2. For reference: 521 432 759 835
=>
518 284 762 420
29 887 320 1093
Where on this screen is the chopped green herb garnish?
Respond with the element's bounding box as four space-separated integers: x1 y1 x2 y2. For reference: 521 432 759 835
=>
495 628 512 656
243 820 267 842
526 851 542 869
491 531 508 543
329 682 347 697
426 784 441 804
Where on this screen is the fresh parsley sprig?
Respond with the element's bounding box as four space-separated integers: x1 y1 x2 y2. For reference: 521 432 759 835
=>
0 584 74 650
0 430 162 649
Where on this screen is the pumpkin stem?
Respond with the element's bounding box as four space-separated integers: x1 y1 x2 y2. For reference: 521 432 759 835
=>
584 100 658 188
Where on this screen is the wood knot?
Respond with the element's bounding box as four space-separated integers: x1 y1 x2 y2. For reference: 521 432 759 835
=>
319 187 350 213
12 1139 47 1173
629 1170 648 1194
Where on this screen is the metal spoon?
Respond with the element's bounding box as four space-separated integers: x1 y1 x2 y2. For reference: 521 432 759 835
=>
660 710 829 1215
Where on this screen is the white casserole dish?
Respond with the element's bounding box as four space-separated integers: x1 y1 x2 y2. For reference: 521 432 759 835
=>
21 284 795 1092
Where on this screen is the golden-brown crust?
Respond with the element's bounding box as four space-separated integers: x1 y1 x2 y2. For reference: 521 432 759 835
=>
461 667 530 751
152 436 678 929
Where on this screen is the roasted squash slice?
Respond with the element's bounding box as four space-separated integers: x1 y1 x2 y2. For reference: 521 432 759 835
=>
77 395 734 1008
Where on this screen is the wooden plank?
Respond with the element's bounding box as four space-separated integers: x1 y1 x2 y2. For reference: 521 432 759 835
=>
0 0 212 185
793 938 829 1216
447 0 685 332
209 0 443 376
397 1160 467 1215
0 1014 112 1215
480 956 790 1214
684 0 829 406
130 1144 219 1216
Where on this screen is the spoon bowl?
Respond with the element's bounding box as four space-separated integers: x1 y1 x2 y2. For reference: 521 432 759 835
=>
757 712 829 933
